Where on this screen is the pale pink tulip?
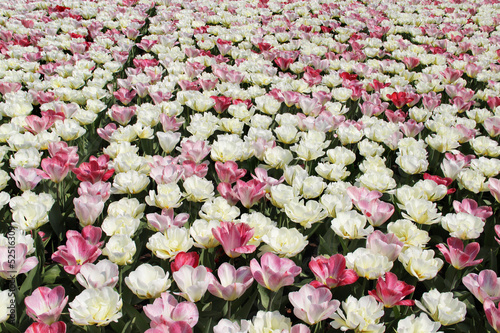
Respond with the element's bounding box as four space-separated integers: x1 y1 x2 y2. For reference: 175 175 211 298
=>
436 237 482 270
358 199 394 227
178 140 211 164
368 272 415 308
149 165 184 184
73 194 104 227
212 222 256 258
146 208 189 232
181 160 208 179
78 181 111 202
399 119 424 137
484 299 500 332
484 117 500 137
113 88 136 105
489 178 500 203
145 322 192 333
159 114 184 132
495 225 500 246
289 284 340 325
108 105 136 126
217 183 239 205
173 265 210 302
207 263 253 301
66 225 104 247
144 291 198 328
346 186 382 208
215 161 246 184
252 168 284 191
0 244 38 279
366 231 404 262
38 153 73 183
76 260 119 289
453 198 492 221
463 270 500 303
10 167 42 191
308 254 358 289
250 252 301 291
24 286 68 325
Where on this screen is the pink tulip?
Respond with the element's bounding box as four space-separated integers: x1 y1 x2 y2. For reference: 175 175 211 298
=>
149 165 183 184
78 181 111 202
178 140 211 164
108 105 136 126
181 160 208 179
66 225 104 247
250 252 301 291
436 237 482 270
217 182 239 205
215 161 246 184
463 270 500 303
25 322 66 333
495 225 500 246
212 222 256 258
210 95 232 113
144 291 198 328
171 252 200 273
133 82 150 98
10 167 42 191
368 272 415 307
252 168 284 191
159 114 184 132
145 322 192 333
399 119 424 137
24 114 55 134
207 263 253 301
76 260 119 289
51 231 102 275
484 299 500 332
358 199 394 227
48 142 79 167
308 254 358 289
113 88 136 105
150 91 173 105
72 155 114 184
489 178 500 203
366 231 403 262
25 286 68 325
38 153 73 183
147 208 189 232
289 284 340 325
0 244 38 279
484 117 500 137
73 194 104 227
346 186 382 209
233 179 266 209
97 123 117 142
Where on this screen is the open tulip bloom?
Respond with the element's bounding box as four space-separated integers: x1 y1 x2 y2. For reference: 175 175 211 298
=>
1 0 500 331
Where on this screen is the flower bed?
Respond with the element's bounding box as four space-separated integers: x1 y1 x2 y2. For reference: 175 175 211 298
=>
0 0 500 332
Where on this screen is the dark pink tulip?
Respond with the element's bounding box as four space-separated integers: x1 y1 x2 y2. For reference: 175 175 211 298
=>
309 254 358 289
109 105 136 125
25 286 68 325
436 237 482 270
47 142 78 167
171 252 200 273
145 322 192 333
217 182 239 205
368 272 415 308
250 252 301 291
38 154 72 183
181 160 208 179
212 222 256 258
24 114 55 134
215 161 246 184
25 321 66 333
72 155 114 184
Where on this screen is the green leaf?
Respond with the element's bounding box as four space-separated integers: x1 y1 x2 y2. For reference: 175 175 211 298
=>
42 264 62 285
257 284 269 310
234 288 258 319
2 322 21 333
49 201 64 241
123 302 150 332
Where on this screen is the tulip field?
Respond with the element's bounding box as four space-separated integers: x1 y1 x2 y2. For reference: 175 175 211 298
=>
2 0 500 331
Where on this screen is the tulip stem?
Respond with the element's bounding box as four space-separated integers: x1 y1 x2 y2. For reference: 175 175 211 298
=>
226 300 232 319
393 305 400 319
268 290 276 311
313 322 322 333
119 267 123 296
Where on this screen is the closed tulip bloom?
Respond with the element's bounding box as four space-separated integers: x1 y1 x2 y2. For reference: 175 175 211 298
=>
0 244 38 279
215 161 246 183
143 291 198 328
25 286 68 325
436 237 482 270
358 199 395 227
207 263 253 301
69 287 122 326
173 265 210 302
250 252 301 291
171 252 200 273
309 254 358 289
125 264 171 299
366 231 404 262
463 270 500 303
368 272 415 307
76 260 119 289
73 194 104 227
10 167 42 191
484 299 500 333
212 222 256 258
288 284 340 325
